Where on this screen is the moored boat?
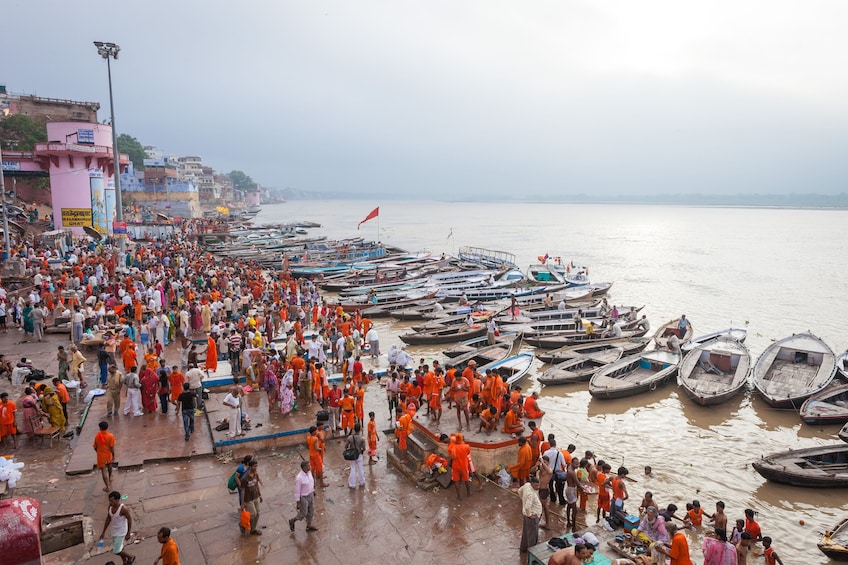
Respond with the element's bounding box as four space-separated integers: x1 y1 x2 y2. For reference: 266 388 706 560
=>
681 328 748 352
838 351 848 381
800 383 848 425
817 517 848 561
446 341 517 373
653 318 695 349
678 337 751 406
751 443 848 487
538 347 624 386
525 327 649 350
589 349 681 399
442 332 521 358
399 323 487 345
479 352 535 387
752 332 837 409
537 338 650 364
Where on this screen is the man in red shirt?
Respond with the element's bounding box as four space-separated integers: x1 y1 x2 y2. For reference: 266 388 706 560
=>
326 382 342 437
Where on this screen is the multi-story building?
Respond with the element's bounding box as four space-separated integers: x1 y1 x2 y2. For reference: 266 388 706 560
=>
0 84 100 124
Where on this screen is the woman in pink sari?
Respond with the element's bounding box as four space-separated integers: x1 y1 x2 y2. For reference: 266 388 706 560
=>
140 365 159 413
702 529 738 565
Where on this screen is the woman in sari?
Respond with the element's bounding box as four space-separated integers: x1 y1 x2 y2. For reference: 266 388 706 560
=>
140 365 159 413
265 367 280 410
41 386 66 432
191 303 202 333
19 387 47 437
22 303 34 340
280 381 295 416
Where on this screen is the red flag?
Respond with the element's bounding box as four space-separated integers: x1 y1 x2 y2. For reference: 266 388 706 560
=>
357 207 379 230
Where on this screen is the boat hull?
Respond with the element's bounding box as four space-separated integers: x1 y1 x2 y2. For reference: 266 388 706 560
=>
752 443 848 487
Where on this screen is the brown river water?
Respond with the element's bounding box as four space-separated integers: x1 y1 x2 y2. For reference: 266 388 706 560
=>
256 200 848 562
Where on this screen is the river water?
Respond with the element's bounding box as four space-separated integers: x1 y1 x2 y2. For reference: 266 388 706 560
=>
256 201 848 562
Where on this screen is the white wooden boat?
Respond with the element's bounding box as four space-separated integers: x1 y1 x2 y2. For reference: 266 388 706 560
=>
678 337 751 405
589 349 681 399
837 351 848 381
653 318 694 349
800 383 848 425
752 332 837 408
681 328 748 352
479 352 535 387
538 347 624 385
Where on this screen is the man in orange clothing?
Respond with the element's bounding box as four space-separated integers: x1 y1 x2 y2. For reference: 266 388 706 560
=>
429 367 445 423
449 433 472 499
93 420 116 492
655 523 692 565
52 377 71 422
507 436 534 486
527 421 544 463
395 408 412 461
502 404 526 435
523 390 545 420
451 369 471 431
339 389 356 437
0 392 18 450
353 381 365 425
154 526 180 565
306 426 329 487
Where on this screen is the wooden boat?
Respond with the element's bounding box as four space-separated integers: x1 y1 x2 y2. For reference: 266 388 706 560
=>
446 341 516 373
340 290 439 313
653 318 694 349
681 328 748 352
497 304 642 326
800 384 848 425
841 423 848 443
525 328 648 350
479 352 535 387
442 332 521 358
538 347 624 385
751 443 848 487
412 310 497 332
817 517 848 561
678 337 751 406
526 263 566 284
389 303 446 321
838 351 848 381
399 324 487 345
752 332 837 408
537 339 650 364
589 349 681 399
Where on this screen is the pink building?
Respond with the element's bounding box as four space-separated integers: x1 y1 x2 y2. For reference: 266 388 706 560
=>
1 122 129 235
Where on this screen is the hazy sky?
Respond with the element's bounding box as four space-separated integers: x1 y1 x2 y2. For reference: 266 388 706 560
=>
3 1 848 198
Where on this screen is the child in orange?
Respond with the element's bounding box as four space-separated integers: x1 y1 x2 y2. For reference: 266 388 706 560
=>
367 411 379 464
687 500 710 526
354 382 365 425
0 392 18 450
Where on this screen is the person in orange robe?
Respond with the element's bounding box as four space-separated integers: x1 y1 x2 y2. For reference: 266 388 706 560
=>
429 368 445 422
367 411 379 464
339 389 356 436
595 462 611 523
486 370 505 415
307 426 329 487
206 335 218 372
507 436 534 486
450 433 472 499
422 367 434 416
395 410 412 461
527 421 544 463
502 405 526 435
121 341 138 372
168 367 185 403
523 391 545 419
353 382 365 424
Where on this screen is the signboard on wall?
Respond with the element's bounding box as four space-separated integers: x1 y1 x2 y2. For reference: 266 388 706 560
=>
61 208 92 226
77 128 95 145
112 221 127 234
1 161 20 172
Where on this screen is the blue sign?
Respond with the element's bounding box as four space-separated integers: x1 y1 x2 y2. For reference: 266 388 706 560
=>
1 161 20 172
77 128 95 145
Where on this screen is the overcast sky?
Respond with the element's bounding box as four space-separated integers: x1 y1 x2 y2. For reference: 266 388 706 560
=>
3 1 848 198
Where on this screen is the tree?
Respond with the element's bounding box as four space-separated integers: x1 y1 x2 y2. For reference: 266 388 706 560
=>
0 114 47 151
228 170 256 191
117 133 148 171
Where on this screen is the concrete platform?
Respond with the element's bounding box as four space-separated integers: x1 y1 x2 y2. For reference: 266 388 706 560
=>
65 394 215 475
410 410 545 473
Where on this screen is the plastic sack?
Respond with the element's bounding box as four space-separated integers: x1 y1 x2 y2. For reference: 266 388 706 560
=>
239 508 251 531
497 468 511 488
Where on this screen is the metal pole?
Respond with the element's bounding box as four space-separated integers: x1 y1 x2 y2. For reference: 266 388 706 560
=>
0 144 9 260
105 54 125 252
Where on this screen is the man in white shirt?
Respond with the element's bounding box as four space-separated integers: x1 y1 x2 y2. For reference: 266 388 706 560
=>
122 368 144 417
223 386 242 438
288 461 317 532
365 327 380 360
186 364 206 410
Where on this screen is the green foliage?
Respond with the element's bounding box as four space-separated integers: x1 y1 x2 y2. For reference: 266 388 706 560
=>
228 170 256 191
0 114 47 151
117 133 148 171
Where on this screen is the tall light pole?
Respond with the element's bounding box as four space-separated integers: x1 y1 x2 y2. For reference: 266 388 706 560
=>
0 143 9 261
94 41 125 251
